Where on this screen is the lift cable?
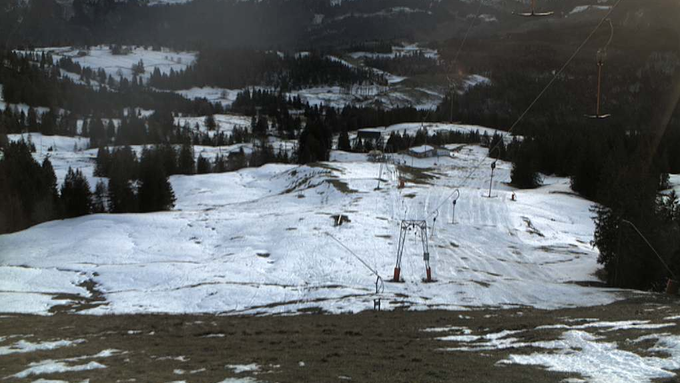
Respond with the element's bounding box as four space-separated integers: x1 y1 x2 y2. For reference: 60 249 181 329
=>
621 220 677 279
325 232 385 294
426 0 624 219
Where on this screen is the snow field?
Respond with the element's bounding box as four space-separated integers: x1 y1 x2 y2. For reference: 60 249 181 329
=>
0 134 629 315
430 319 680 383
27 45 197 82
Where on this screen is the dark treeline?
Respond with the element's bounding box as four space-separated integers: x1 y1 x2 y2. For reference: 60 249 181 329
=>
0 0 437 50
0 50 222 116
436 24 680 135
0 140 175 233
427 23 680 291
381 128 483 152
505 120 680 291
148 50 386 91
364 52 441 77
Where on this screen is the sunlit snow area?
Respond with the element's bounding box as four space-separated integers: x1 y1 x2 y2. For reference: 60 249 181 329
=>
0 123 627 316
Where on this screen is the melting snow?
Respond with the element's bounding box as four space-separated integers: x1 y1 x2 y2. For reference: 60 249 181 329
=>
500 331 680 383
0 339 85 356
11 361 105 379
226 364 260 374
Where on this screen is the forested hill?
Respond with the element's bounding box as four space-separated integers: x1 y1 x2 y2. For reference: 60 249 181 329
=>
1 0 679 51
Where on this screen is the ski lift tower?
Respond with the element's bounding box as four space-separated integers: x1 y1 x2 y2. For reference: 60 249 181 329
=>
392 220 433 283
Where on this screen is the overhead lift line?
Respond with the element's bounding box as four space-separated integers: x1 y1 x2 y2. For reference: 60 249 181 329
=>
427 0 625 218
325 232 385 294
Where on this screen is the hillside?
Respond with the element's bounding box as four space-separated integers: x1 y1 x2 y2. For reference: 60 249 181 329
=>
0 127 624 315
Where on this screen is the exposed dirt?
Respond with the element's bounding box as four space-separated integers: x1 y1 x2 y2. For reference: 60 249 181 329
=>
2 295 680 383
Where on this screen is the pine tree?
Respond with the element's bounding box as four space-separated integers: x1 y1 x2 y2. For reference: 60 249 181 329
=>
213 153 227 173
204 115 217 131
60 167 92 218
108 168 137 213
27 107 38 132
196 154 212 174
0 141 60 233
227 148 248 171
254 115 268 137
338 129 351 151
177 140 195 174
92 180 108 213
40 109 57 136
89 118 106 148
510 139 542 189
138 148 175 212
94 146 111 177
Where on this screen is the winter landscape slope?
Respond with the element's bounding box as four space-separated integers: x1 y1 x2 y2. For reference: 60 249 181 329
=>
0 130 627 315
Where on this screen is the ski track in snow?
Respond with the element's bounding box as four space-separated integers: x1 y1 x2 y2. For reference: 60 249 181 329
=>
0 127 636 315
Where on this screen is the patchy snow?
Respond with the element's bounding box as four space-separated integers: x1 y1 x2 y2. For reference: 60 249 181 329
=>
22 45 197 82
478 14 498 22
349 44 438 60
536 320 676 332
0 339 85 356
463 75 491 89
217 378 262 383
421 326 472 334
176 87 242 108
226 364 260 374
147 0 192 5
500 331 680 383
569 5 612 15
0 126 623 315
176 82 442 111
175 114 251 136
7 133 99 191
409 145 435 154
438 330 526 351
10 361 105 379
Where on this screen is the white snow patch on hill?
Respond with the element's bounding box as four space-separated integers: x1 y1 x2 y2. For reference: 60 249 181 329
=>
175 114 251 136
23 45 197 82
176 87 242 108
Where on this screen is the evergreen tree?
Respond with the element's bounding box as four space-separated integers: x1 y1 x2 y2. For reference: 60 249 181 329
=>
89 118 106 148
204 114 217 131
254 115 269 137
0 141 59 233
108 167 137 213
26 107 38 132
227 148 248 171
92 179 108 213
337 129 351 151
94 146 111 177
213 153 228 173
510 139 542 188
177 140 195 174
60 167 92 218
40 109 58 136
196 154 212 174
106 120 116 143
138 148 175 212
157 143 178 176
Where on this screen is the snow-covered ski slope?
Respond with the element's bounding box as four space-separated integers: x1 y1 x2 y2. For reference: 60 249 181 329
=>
0 140 627 315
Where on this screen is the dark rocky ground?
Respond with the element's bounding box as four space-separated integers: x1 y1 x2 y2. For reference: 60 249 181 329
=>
2 294 680 383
